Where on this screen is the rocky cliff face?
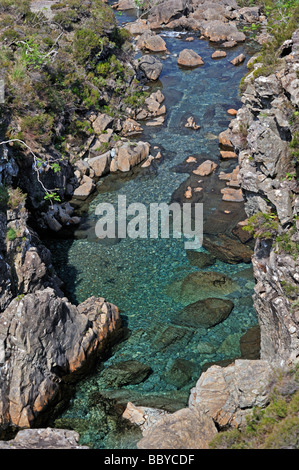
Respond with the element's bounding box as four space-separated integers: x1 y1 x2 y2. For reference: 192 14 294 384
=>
0 287 121 433
0 0 298 449
0 201 63 311
228 30 299 363
0 199 121 435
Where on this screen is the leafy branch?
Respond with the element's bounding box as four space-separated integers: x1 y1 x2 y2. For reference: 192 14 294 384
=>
0 138 61 205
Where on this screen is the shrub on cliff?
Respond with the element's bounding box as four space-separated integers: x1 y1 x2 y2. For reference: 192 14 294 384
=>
253 0 299 76
0 0 147 205
0 0 135 158
209 364 299 449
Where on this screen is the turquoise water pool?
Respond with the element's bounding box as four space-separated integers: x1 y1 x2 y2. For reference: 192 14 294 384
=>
47 18 260 448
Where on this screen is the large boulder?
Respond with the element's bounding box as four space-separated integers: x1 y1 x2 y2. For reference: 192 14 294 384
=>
114 0 136 10
240 325 261 359
200 20 246 42
92 113 114 134
177 49 204 67
0 428 89 449
72 174 95 200
97 388 189 413
0 288 120 431
87 151 111 178
236 6 261 23
186 250 216 268
124 19 151 36
164 358 196 388
122 402 169 435
99 360 152 388
137 407 217 449
150 323 195 352
111 141 150 172
173 297 234 329
167 271 238 304
189 359 273 427
203 234 253 264
147 0 189 28
137 56 163 81
137 31 167 52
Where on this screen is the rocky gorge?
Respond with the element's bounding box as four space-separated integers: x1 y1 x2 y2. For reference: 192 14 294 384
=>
0 0 298 450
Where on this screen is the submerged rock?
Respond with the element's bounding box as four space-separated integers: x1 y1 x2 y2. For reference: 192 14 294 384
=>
173 297 234 329
240 325 261 359
186 250 216 268
164 358 196 388
203 234 253 264
99 360 152 388
218 333 241 356
151 323 194 352
94 389 189 414
167 271 238 304
185 116 201 129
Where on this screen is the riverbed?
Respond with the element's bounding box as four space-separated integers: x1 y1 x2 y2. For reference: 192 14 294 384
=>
47 8 259 449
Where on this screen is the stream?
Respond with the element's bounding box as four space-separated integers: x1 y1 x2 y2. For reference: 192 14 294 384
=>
47 7 260 449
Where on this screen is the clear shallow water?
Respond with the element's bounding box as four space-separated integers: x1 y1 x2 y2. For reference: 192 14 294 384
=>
47 17 260 448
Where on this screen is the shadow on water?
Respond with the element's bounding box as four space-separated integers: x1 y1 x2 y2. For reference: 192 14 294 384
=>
45 237 81 305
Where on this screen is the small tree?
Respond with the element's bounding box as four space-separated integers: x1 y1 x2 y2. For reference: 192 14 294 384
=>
0 139 62 206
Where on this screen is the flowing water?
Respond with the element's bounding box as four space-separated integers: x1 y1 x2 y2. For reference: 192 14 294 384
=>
47 9 260 448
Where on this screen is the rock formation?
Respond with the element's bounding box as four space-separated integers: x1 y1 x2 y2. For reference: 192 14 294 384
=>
0 0 298 451
0 288 121 431
0 428 89 449
131 359 273 448
230 30 299 362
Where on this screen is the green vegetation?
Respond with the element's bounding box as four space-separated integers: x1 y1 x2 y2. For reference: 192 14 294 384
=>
6 227 17 241
276 225 299 259
7 187 27 209
243 212 299 258
209 364 299 449
0 0 148 204
242 212 280 240
0 185 26 211
0 0 135 154
280 280 299 298
239 0 299 90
